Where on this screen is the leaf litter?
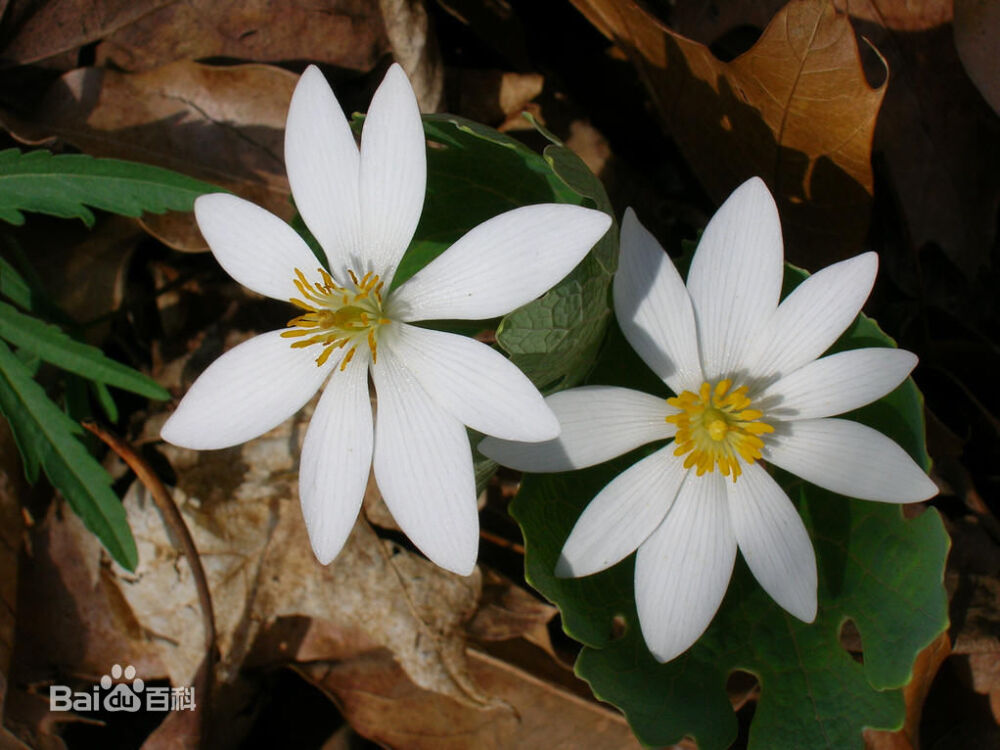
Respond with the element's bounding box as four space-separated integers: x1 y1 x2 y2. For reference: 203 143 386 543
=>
0 0 998 747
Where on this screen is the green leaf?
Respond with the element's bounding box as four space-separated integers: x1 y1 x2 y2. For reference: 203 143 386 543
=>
0 255 34 310
0 299 168 400
497 118 619 391
511 266 949 749
0 339 137 569
0 148 221 227
392 114 582 287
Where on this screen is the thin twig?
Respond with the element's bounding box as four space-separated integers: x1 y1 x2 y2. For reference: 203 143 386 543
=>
82 421 217 725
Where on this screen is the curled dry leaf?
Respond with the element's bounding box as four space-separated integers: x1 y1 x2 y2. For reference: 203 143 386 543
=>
113 392 491 709
2 61 297 252
571 0 885 267
298 648 640 750
466 569 557 654
379 0 444 113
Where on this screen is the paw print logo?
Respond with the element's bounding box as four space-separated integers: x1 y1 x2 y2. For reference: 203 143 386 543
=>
100 664 144 712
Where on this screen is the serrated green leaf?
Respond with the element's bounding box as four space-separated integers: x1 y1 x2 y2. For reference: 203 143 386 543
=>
511 266 948 749
92 380 120 423
0 148 221 227
0 339 137 569
0 300 168 400
497 119 618 391
0 255 33 310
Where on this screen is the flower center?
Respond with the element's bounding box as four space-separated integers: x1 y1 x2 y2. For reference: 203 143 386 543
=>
281 267 390 369
665 379 774 481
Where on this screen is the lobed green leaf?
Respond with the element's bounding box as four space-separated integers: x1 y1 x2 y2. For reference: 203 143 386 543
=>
511 265 948 749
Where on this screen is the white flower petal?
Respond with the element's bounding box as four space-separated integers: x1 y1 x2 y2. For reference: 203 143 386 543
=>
556 447 688 577
372 353 479 575
757 348 918 421
745 252 878 383
727 463 817 621
615 208 703 393
285 64 363 277
390 204 612 322
686 177 784 381
299 353 373 565
161 330 334 450
635 471 737 662
763 418 938 503
478 386 676 472
359 63 426 284
194 194 321 302
382 322 557 441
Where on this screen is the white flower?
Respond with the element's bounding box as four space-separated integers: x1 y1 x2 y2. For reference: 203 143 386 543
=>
161 64 612 576
480 177 937 661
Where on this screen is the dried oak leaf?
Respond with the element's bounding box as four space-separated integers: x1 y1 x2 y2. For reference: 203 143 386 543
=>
571 0 885 267
668 0 950 42
111 394 491 709
848 0 1000 277
1 61 296 252
298 648 640 749
0 0 388 72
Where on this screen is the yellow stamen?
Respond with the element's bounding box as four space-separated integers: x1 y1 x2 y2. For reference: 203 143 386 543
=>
284 267 390 368
665 379 774 482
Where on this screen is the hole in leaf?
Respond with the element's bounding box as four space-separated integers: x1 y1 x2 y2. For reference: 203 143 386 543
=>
839 618 864 664
726 669 760 711
609 614 627 641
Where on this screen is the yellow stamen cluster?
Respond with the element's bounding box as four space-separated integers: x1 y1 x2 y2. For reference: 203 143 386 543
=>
281 267 391 369
665 379 774 481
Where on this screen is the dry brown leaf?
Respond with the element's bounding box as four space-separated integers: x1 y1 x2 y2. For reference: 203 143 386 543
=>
109 387 490 709
94 0 388 73
379 0 444 112
2 61 297 252
0 0 173 68
840 2 1000 276
466 569 557 653
837 0 952 30
863 631 952 750
667 1 951 48
666 1 999 275
0 0 388 71
954 0 1000 116
0 421 25 746
299 648 640 749
452 70 544 129
13 504 167 686
571 0 885 267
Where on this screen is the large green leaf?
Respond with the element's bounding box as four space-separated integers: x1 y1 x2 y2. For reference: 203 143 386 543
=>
497 116 618 391
0 339 137 569
511 265 949 749
0 299 168 400
0 148 220 227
